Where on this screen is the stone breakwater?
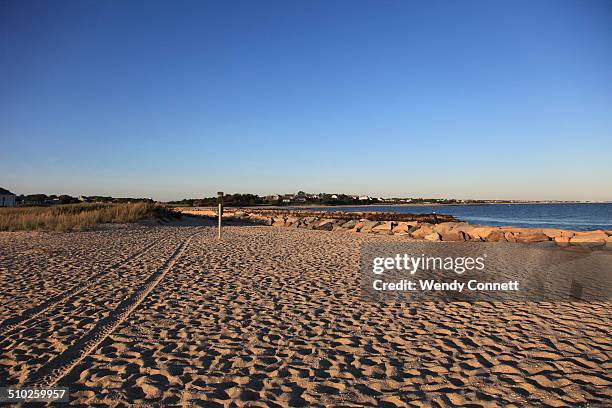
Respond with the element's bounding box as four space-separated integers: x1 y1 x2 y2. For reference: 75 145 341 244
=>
231 208 459 223
178 208 612 248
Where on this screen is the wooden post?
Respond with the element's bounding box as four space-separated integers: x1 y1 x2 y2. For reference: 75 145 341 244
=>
218 203 222 239
217 192 224 240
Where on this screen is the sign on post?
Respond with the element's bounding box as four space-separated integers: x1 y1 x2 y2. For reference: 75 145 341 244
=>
217 192 224 240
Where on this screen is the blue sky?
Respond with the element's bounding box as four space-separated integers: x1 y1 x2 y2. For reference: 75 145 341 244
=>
1 0 611 201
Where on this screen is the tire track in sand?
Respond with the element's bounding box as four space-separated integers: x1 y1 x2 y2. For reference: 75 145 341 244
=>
24 237 192 387
0 237 166 336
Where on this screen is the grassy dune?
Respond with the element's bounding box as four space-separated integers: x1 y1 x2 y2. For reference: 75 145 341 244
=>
0 203 180 232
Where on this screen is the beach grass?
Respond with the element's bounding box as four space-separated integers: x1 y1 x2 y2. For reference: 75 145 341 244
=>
0 203 180 232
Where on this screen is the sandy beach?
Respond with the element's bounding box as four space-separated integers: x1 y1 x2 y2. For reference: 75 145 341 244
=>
0 219 610 406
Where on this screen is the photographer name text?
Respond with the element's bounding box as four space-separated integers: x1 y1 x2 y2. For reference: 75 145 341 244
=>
371 254 520 292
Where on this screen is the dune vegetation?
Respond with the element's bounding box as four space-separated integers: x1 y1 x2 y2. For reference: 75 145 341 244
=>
0 203 180 232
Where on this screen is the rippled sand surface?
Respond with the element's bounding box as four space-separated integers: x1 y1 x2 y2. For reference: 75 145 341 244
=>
1 220 610 406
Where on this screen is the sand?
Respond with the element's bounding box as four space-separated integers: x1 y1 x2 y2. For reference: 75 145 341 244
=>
0 219 610 406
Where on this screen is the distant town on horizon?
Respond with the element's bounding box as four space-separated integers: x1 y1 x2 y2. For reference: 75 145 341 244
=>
1 187 609 208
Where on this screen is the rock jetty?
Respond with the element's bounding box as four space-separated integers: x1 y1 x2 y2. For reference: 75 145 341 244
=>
178 207 612 249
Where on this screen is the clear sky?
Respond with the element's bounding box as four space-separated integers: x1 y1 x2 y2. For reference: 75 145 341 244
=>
1 0 611 201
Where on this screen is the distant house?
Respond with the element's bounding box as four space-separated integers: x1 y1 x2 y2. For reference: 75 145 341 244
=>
0 188 16 207
359 195 370 201
294 192 308 202
282 194 295 203
330 194 338 199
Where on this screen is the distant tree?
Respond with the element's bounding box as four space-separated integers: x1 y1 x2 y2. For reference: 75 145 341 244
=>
25 194 48 203
58 195 78 204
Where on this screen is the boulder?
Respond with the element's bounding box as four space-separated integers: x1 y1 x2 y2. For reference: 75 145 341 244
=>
459 225 483 241
272 217 286 227
285 217 300 227
434 222 468 236
391 223 407 234
302 217 321 229
313 219 335 231
485 230 507 242
466 227 497 241
297 220 311 228
606 235 612 250
360 221 381 233
542 228 574 238
248 214 266 222
407 225 420 234
504 231 517 243
515 231 550 243
392 221 416 234
424 232 441 242
372 221 395 234
340 220 358 229
410 224 435 239
570 231 608 246
554 236 571 246
542 228 561 238
352 221 365 232
441 229 466 242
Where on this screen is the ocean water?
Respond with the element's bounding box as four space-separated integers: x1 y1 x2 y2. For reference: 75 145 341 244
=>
297 203 612 231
